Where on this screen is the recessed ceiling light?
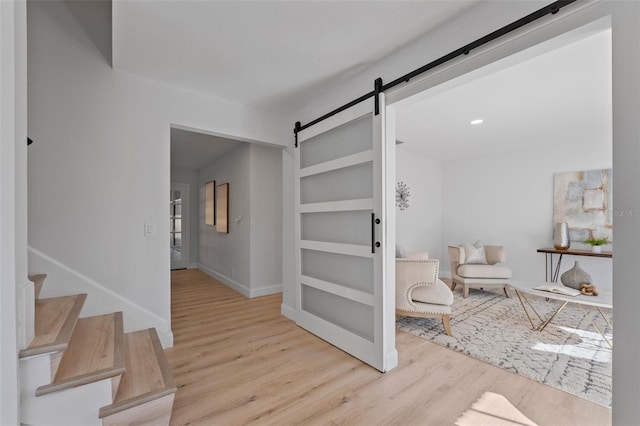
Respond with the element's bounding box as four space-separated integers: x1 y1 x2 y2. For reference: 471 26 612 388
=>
470 119 484 125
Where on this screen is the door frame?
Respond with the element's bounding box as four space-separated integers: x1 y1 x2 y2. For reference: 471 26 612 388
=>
170 182 190 270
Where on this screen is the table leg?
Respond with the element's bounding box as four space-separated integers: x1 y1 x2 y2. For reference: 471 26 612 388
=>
545 254 549 281
552 253 564 282
577 304 613 348
515 290 543 329
596 306 613 328
538 301 569 332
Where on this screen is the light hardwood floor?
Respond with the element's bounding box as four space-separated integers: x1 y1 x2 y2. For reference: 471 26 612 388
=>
167 269 611 425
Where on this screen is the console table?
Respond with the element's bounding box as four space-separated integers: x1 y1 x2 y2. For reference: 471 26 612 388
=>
537 247 612 282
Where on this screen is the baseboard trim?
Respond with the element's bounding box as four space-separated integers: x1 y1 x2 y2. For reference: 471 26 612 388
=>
197 264 250 298
187 263 199 269
197 264 281 299
281 303 297 321
158 330 174 348
250 284 282 298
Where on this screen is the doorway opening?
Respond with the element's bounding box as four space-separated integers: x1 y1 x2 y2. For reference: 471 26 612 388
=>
389 17 613 406
169 125 283 295
392 20 612 283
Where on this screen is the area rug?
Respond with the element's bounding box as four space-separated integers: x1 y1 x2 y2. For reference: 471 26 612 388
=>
396 288 612 407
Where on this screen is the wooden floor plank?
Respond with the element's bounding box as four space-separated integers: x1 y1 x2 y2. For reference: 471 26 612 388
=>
167 269 611 425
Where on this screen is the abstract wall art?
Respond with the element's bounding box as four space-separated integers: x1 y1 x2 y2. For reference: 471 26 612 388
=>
553 169 612 243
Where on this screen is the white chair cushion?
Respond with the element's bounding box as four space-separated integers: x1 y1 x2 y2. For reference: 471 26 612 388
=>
412 279 454 306
457 264 512 279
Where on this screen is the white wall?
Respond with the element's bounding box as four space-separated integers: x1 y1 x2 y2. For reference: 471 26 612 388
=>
170 167 199 267
396 117 612 291
198 143 283 297
283 1 640 421
27 1 287 346
1 1 27 423
199 144 252 289
442 140 612 290
249 144 283 295
395 144 443 260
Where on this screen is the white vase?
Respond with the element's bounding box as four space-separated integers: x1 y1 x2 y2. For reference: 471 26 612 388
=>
591 245 602 253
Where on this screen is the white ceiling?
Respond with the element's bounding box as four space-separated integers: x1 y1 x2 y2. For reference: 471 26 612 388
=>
396 28 612 161
112 0 479 114
170 128 244 170
132 2 609 169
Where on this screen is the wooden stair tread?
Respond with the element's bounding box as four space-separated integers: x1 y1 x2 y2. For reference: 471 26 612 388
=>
36 311 125 396
99 328 176 418
19 294 87 358
28 273 47 299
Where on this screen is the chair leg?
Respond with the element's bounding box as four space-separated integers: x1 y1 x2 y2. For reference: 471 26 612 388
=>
442 315 452 336
503 286 510 298
463 285 469 298
450 280 457 291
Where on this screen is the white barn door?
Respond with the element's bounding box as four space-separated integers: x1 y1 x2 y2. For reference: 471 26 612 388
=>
295 95 396 372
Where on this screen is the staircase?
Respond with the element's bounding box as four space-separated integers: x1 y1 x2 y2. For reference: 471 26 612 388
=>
20 274 176 426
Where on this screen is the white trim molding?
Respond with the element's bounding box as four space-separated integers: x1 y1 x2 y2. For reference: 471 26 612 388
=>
198 264 282 298
198 263 251 298
280 303 297 321
28 246 174 348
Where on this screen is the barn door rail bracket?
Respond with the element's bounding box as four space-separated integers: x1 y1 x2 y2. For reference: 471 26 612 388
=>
294 121 301 148
374 78 383 116
292 0 576 145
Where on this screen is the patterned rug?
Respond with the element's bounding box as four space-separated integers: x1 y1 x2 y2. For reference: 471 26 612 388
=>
396 288 612 407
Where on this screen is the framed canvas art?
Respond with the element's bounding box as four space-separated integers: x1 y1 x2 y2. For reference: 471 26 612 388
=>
205 181 215 226
553 169 612 243
216 183 229 234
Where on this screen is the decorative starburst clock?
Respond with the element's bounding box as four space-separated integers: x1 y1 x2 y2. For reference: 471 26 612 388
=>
396 181 410 210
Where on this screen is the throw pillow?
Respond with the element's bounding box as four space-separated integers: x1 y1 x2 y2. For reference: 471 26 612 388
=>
462 241 488 264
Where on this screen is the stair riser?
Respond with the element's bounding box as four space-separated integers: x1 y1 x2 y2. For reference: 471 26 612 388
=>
21 354 113 426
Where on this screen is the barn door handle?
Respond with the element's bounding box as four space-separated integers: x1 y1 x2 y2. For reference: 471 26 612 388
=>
371 214 381 253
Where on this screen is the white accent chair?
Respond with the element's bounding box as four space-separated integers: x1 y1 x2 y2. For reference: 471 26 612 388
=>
396 252 453 336
448 245 512 298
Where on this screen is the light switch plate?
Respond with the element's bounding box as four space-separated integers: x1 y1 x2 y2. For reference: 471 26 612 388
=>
145 223 156 237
